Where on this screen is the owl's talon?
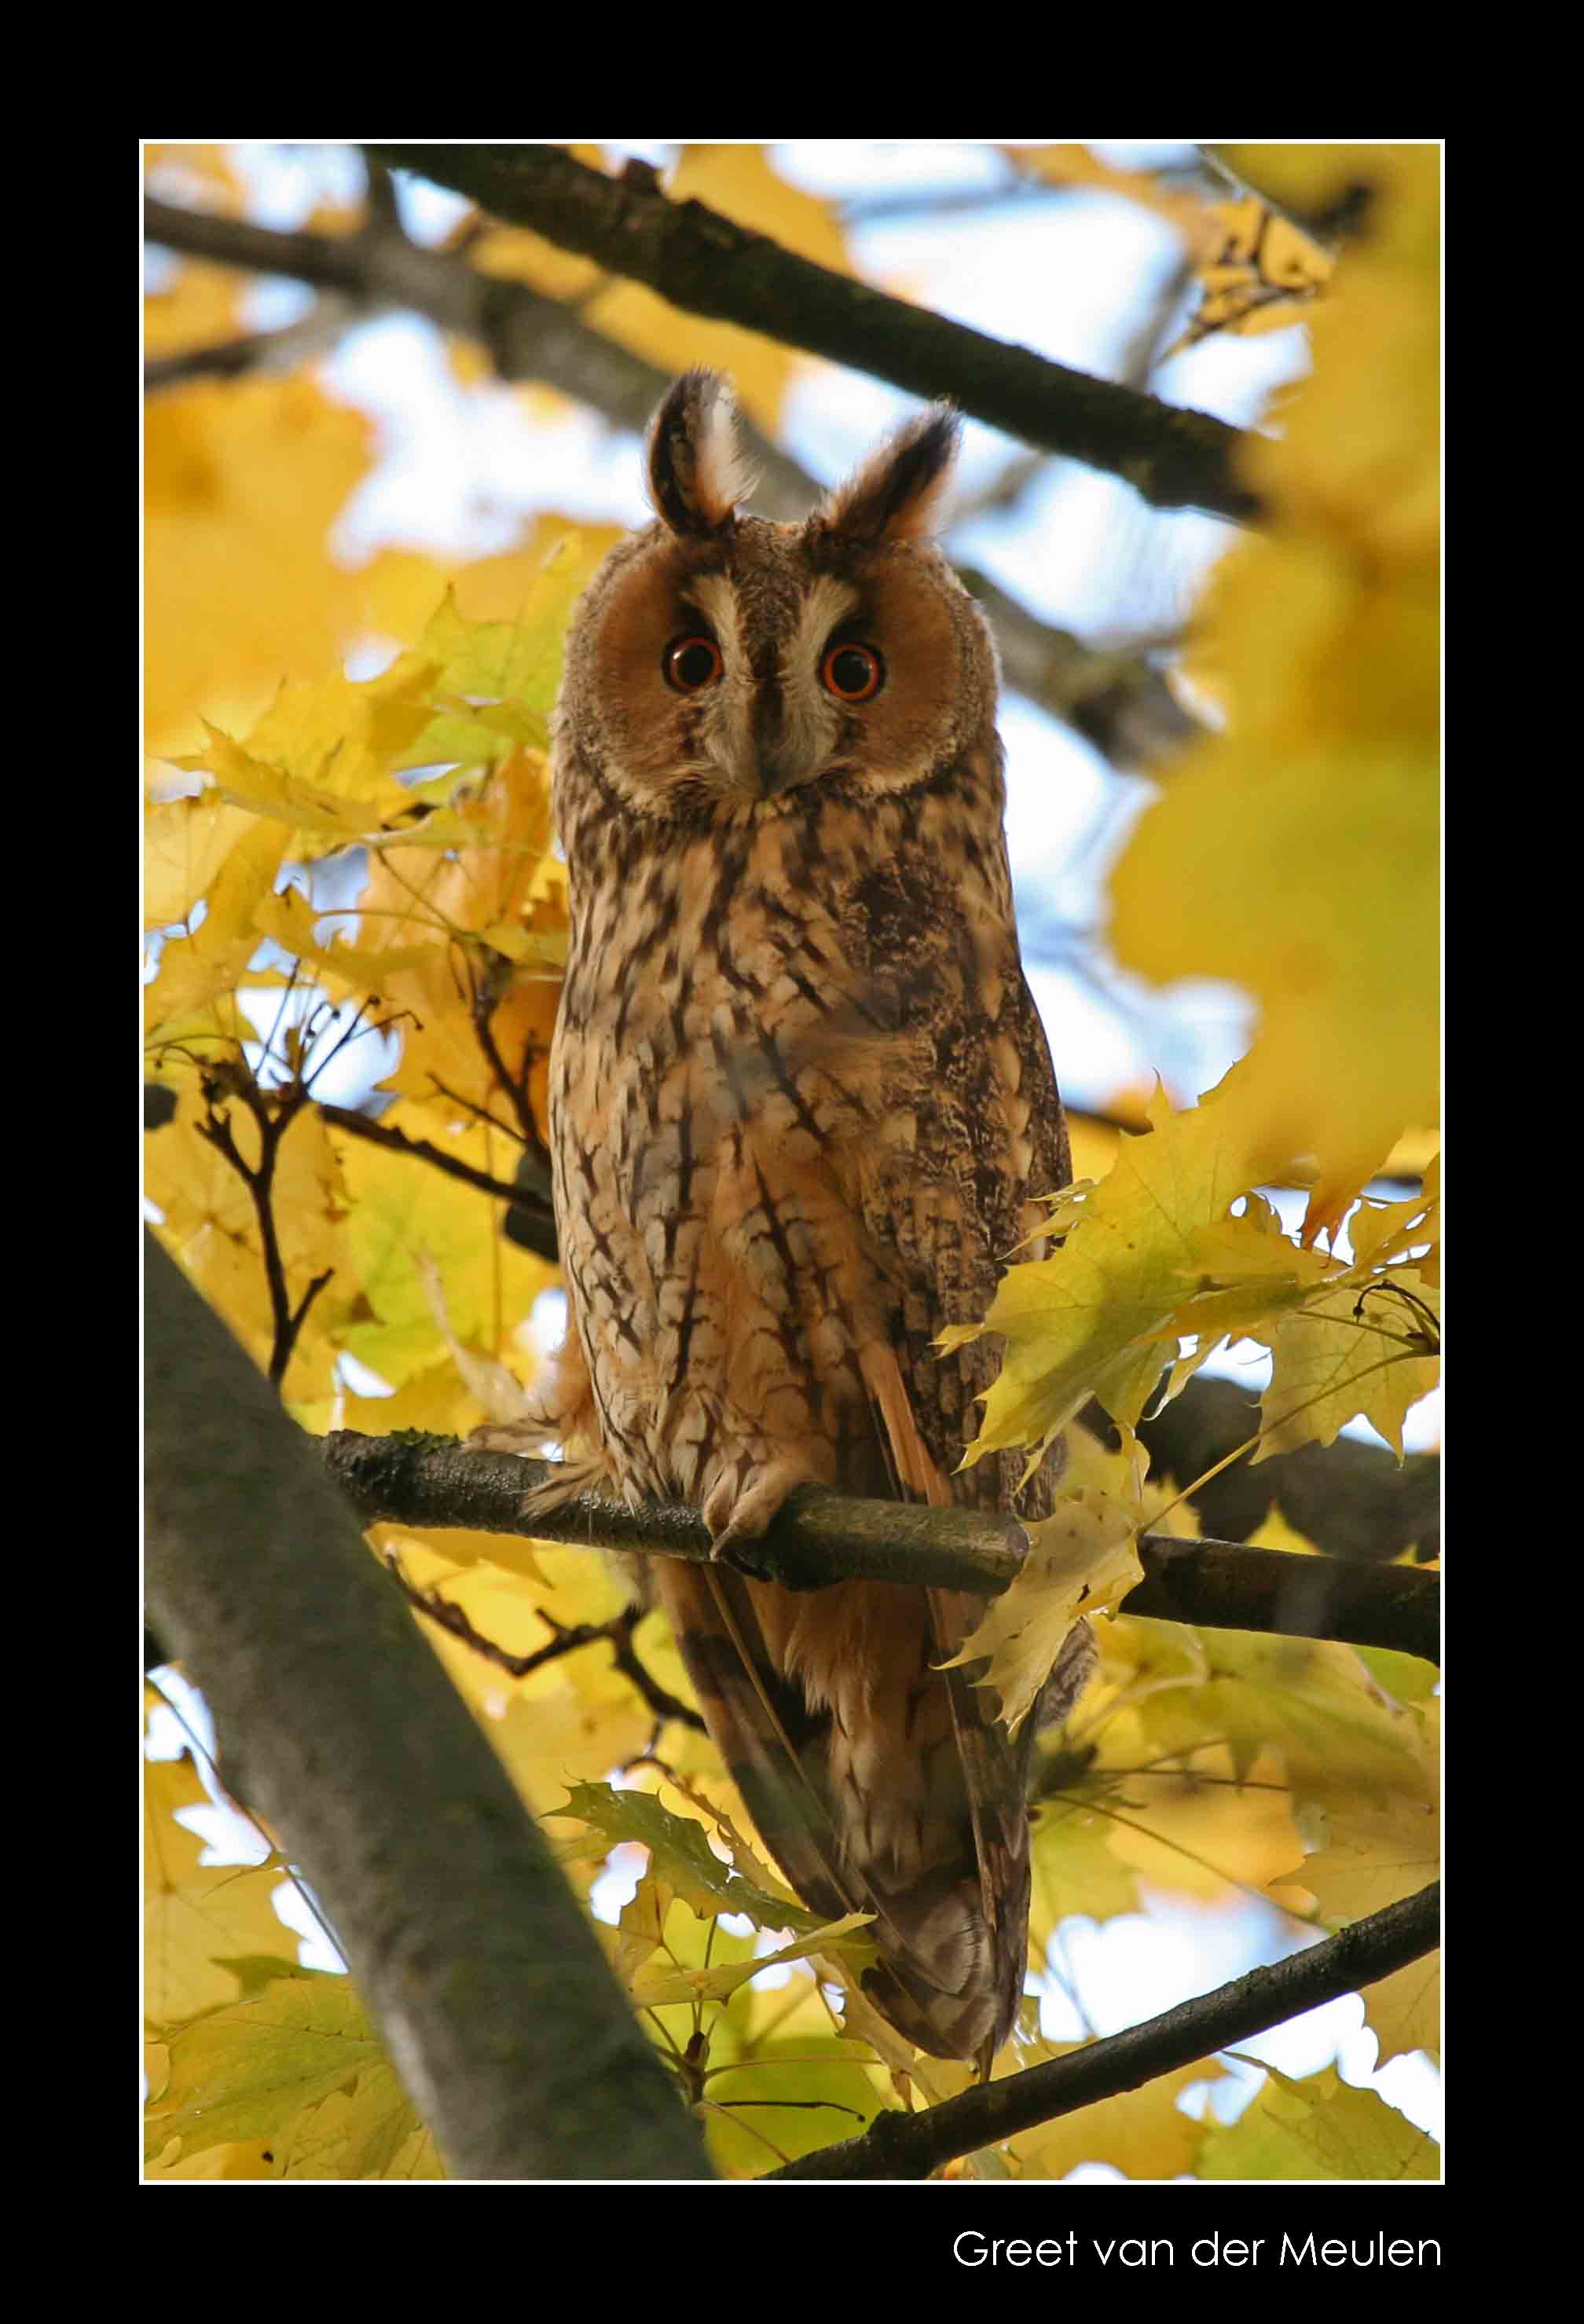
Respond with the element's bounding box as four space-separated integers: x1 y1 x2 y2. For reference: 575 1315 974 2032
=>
701 1458 809 1557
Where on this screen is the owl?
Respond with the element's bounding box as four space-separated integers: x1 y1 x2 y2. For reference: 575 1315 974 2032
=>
498 371 1093 2066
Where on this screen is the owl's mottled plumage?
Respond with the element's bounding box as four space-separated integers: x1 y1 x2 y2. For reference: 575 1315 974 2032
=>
504 372 1091 2062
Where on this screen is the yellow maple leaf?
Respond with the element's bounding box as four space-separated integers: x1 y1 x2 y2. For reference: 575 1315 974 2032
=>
1109 146 1439 1225
955 1065 1300 1464
1197 2060 1437 2180
945 1435 1147 1735
145 258 244 360
1258 1267 1439 1461
145 376 373 755
144 1742 292 2031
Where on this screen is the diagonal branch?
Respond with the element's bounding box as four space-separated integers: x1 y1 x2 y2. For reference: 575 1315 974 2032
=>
143 189 1195 764
145 296 368 390
768 1881 1440 2179
366 145 1258 524
317 1100 542 1213
323 1431 1441 1665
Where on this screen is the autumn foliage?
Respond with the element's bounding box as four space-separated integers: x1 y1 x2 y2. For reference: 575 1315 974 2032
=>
144 141 1439 2183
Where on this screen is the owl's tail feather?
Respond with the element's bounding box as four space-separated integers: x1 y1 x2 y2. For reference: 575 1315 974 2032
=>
654 1557 1030 2063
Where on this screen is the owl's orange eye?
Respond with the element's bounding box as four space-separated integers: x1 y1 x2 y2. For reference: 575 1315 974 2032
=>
664 634 722 691
821 643 883 702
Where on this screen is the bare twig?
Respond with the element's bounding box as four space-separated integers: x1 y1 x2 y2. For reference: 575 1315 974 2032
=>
464 945 552 1172
768 1881 1440 2178
192 1049 333 1388
383 1552 705 1732
317 1099 544 1212
144 296 369 392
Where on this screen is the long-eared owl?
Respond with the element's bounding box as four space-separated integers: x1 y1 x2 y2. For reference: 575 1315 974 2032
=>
497 372 1093 2064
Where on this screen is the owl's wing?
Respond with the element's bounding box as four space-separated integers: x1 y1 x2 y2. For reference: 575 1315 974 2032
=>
848 961 1089 2027
649 1131 1054 2059
860 1336 1036 2019
688 966 1079 2062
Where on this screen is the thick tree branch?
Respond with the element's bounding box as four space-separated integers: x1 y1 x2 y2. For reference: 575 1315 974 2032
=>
1129 1374 1441 1567
324 1431 1441 1666
768 1881 1440 2179
145 1233 711 2181
144 190 1194 766
366 146 1259 524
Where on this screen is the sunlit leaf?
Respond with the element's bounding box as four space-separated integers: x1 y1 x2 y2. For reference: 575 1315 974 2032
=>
1197 2062 1438 2181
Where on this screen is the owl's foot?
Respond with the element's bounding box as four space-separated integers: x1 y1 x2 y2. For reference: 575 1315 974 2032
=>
519 1455 614 1524
700 1457 810 1557
464 1420 613 1523
468 1419 553 1455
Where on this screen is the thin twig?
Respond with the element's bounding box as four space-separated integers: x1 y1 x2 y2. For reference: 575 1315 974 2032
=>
464 946 552 1171
145 297 369 391
384 1553 705 1732
767 1881 1439 2177
192 1052 329 1388
317 1101 544 1214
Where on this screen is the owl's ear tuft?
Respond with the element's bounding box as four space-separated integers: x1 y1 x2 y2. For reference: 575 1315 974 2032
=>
815 405 962 544
647 369 751 536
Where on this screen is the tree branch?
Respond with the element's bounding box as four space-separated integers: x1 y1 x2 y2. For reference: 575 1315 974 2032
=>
317 1100 547 1216
145 298 368 391
145 1233 711 2180
383 1552 706 1732
144 189 1195 766
1129 1374 1441 1567
768 1881 1440 2178
366 146 1259 524
324 1431 1440 1665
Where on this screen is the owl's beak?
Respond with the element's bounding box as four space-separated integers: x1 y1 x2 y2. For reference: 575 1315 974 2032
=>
706 686 821 797
754 739 816 794
747 689 818 796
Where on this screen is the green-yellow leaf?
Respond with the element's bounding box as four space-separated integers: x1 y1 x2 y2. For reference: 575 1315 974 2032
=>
1009 2056 1217 2182
1196 2062 1438 2181
552 1783 826 1935
1124 1620 1429 1791
144 1745 297 2030
1258 1267 1439 1461
960 1067 1304 1466
944 1481 1144 1735
145 1964 382 2163
630 1914 874 2007
609 1875 676 1989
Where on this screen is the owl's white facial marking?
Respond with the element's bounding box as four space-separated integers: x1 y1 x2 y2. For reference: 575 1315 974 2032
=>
682 570 867 800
